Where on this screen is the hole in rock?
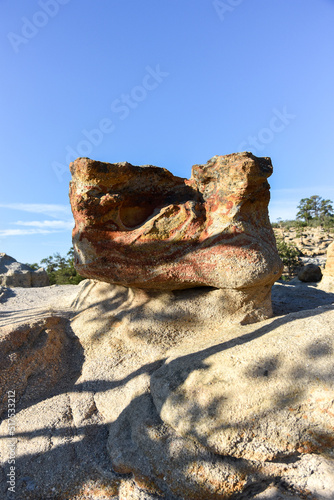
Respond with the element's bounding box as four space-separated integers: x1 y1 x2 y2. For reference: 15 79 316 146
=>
119 200 155 228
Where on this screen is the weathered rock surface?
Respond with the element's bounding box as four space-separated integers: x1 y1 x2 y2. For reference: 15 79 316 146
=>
0 316 83 419
1 282 334 498
324 241 334 278
69 153 283 294
70 279 274 349
0 283 80 327
150 306 334 463
0 253 49 288
297 263 322 282
319 240 334 293
273 227 333 262
107 392 255 499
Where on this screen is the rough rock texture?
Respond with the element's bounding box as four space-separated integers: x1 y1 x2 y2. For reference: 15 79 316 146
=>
0 316 83 418
70 280 274 345
77 291 334 499
324 241 334 278
319 240 334 293
0 253 49 288
273 227 333 261
150 306 334 463
69 153 283 293
297 263 322 282
1 283 334 499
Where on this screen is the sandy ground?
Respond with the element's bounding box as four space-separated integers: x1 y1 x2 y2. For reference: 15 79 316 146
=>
0 283 82 327
1 278 334 329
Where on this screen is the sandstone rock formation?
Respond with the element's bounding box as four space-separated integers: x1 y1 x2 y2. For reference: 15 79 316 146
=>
70 279 276 347
319 240 334 293
1 285 333 499
0 316 83 419
69 153 283 292
272 278 334 315
0 253 49 287
273 227 333 261
150 307 334 463
2 152 334 499
324 241 334 278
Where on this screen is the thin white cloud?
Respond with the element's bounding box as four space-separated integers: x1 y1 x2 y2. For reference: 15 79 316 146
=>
0 229 56 237
13 220 73 229
0 203 71 218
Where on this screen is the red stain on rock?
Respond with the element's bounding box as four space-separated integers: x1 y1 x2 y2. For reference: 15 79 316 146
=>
69 152 283 291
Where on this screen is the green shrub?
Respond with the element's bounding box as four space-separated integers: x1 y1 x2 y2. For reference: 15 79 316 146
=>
275 237 301 278
40 248 85 285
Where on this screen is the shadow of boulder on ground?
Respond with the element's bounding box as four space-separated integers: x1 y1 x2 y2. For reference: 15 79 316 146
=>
1 281 334 499
272 279 334 315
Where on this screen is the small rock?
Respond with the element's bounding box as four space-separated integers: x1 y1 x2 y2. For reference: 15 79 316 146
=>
298 263 322 282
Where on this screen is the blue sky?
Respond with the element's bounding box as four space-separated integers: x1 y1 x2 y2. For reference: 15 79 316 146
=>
1 0 334 264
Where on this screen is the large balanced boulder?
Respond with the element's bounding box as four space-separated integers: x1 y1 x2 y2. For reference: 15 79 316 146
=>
69 153 283 292
0 253 49 287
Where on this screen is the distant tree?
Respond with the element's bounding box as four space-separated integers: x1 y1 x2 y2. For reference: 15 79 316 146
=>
296 195 333 223
25 262 39 270
40 247 84 285
319 198 334 223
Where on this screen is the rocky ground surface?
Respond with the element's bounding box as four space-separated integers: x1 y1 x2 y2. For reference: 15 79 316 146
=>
0 278 334 499
273 226 334 267
0 283 80 327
